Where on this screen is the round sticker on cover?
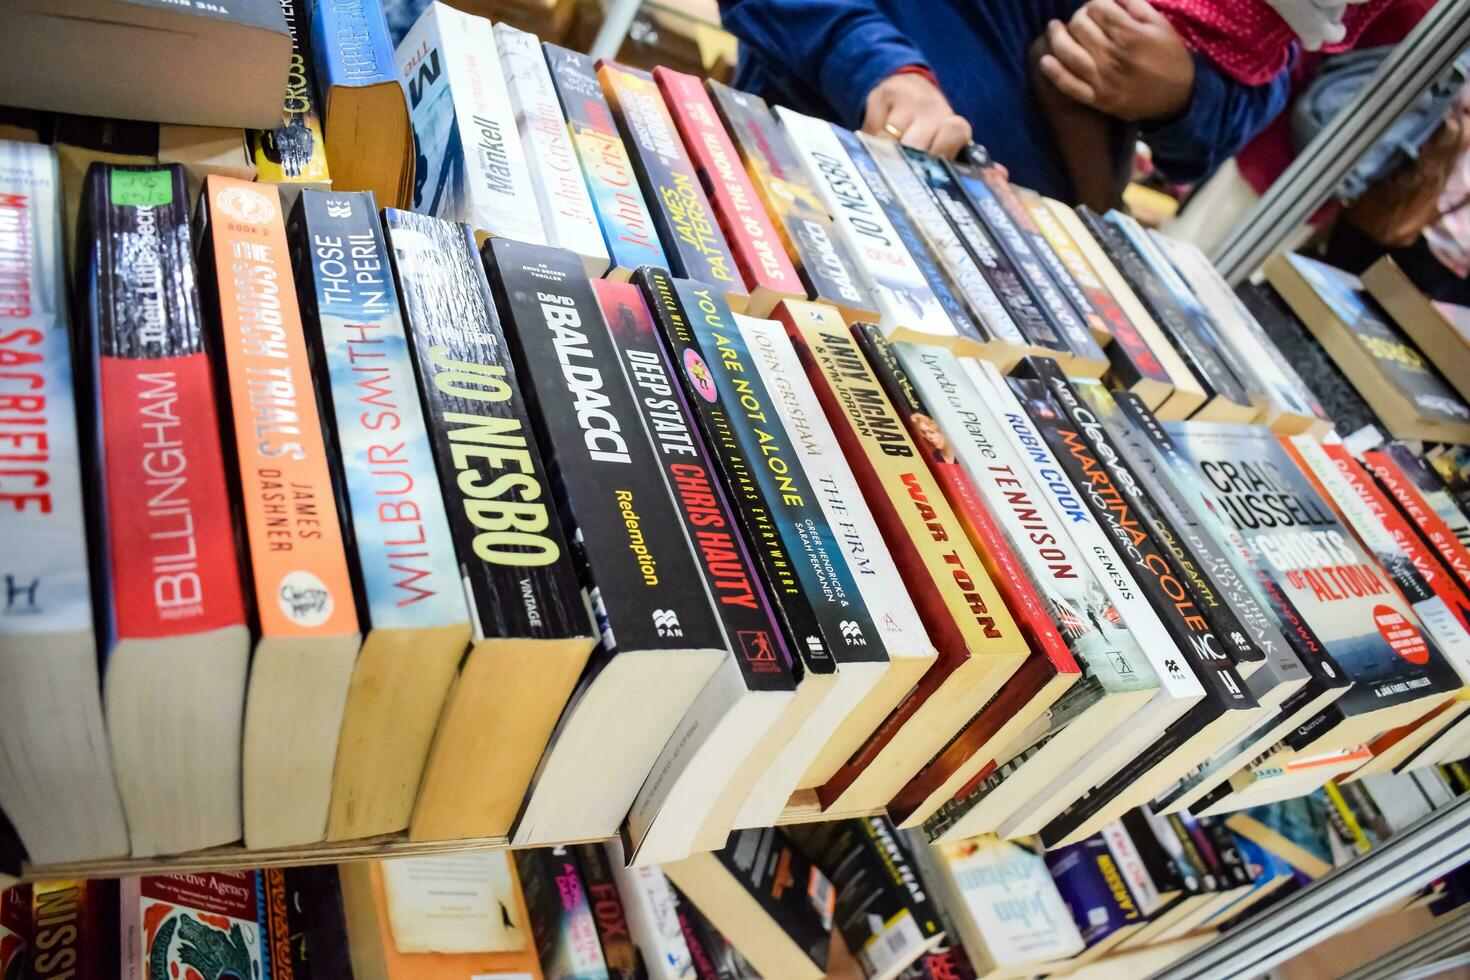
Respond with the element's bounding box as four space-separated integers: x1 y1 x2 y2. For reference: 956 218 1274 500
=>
684 348 718 402
278 570 334 628
1374 604 1429 665
215 185 277 225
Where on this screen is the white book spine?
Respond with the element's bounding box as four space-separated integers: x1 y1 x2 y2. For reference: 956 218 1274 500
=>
606 848 697 980
494 23 609 276
774 108 957 341
396 4 545 244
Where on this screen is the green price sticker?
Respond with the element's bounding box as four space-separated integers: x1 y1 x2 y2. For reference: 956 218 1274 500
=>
110 169 173 208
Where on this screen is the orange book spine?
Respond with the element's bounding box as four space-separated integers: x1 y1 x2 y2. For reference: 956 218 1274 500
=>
204 176 357 639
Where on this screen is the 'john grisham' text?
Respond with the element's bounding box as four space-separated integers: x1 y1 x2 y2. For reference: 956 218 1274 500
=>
429 346 559 566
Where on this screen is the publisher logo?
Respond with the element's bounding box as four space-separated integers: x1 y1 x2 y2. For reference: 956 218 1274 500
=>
737 629 779 672
278 571 333 628
652 608 683 638
215 185 277 225
684 349 718 402
839 620 866 644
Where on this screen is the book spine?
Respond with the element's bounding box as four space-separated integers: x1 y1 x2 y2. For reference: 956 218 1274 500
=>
598 61 744 296
670 278 883 662
485 239 723 655
833 127 980 343
200 176 356 641
903 150 1060 351
0 143 92 637
311 0 396 90
597 278 790 681
290 189 464 631
706 81 874 316
397 6 545 244
251 0 330 186
81 164 245 642
738 314 930 657
574 844 641 980
1366 447 1470 596
950 163 1092 358
1017 360 1253 711
515 847 611 979
776 109 958 343
543 43 668 272
381 208 587 641
858 133 1020 347
1100 819 1164 917
655 67 805 306
494 23 609 274
635 268 828 675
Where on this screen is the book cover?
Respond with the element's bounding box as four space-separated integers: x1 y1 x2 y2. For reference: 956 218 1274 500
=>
1168 421 1460 736
857 134 1023 354
123 873 266 980
1365 255 1470 405
75 162 249 857
0 140 130 864
1100 819 1167 919
902 150 1063 354
494 23 608 276
544 44 668 276
289 188 469 841
0 883 29 979
706 82 875 320
250 0 331 188
655 67 805 316
1366 444 1470 598
777 299 1027 812
34 880 117 979
197 175 361 848
516 848 611 980
786 817 944 980
598 61 744 298
397 4 544 245
776 108 962 349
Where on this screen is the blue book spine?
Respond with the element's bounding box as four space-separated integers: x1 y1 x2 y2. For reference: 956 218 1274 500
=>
1046 838 1142 947
293 189 465 631
312 0 396 90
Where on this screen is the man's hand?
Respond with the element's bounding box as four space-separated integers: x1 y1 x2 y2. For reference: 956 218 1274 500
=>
1037 0 1195 122
862 72 972 158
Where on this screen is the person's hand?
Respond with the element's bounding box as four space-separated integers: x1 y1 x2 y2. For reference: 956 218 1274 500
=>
862 72 972 158
1037 0 1195 122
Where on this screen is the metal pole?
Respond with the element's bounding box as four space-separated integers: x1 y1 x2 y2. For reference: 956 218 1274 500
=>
1153 794 1470 980
589 0 644 60
1212 0 1470 284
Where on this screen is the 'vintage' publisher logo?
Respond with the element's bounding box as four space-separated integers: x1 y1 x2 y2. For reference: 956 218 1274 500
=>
278 570 333 628
684 349 718 402
215 185 277 225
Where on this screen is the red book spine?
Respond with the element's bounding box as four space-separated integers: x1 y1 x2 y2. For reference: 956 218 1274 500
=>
103 354 244 639
1366 449 1470 596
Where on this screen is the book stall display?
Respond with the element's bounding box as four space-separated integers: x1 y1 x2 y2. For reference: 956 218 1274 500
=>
4 1 1470 978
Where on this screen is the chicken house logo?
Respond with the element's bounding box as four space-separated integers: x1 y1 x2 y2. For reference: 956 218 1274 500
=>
215 185 277 225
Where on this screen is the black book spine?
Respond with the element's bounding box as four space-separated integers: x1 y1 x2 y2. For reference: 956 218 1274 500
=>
671 883 758 980
1013 357 1254 713
1201 817 1253 888
599 282 793 687
514 847 581 976
381 208 588 642
573 844 642 980
1120 808 1186 895
711 827 832 971
901 149 1064 352
636 267 833 678
482 239 724 656
951 161 1092 355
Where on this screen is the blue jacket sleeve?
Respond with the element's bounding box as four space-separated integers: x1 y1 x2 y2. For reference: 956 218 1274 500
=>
719 0 930 128
1141 54 1292 185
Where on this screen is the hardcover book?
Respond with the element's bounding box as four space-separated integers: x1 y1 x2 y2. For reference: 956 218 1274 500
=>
598 279 797 866
289 188 470 842
738 312 936 791
396 3 544 245
196 175 362 849
75 162 250 858
632 273 883 831
381 208 595 842
544 44 669 278
250 0 331 191
1265 253 1470 444
655 67 806 316
484 241 724 845
858 134 1025 364
121 873 268 980
1365 255 1470 405
1166 421 1461 754
706 82 876 321
311 0 412 207
495 23 609 277
0 142 130 865
662 827 834 980
785 817 945 980
599 61 745 300
777 299 1028 815
776 108 965 351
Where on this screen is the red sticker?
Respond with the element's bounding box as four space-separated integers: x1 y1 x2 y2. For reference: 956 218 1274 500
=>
1374 604 1430 664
